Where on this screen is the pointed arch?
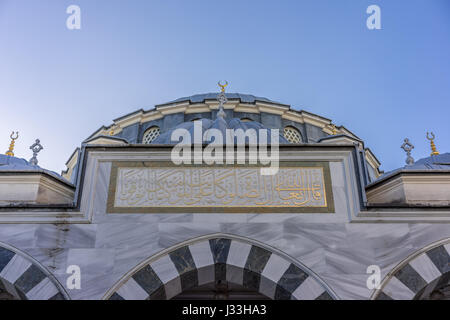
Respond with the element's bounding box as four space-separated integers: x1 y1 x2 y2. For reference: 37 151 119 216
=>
0 242 69 300
372 238 450 300
104 234 337 300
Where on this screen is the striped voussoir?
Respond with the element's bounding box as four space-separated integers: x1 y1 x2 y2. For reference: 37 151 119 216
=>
109 237 334 300
376 240 450 300
0 246 66 300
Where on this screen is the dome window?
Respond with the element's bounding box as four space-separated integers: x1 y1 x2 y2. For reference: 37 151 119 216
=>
142 126 160 144
240 118 253 122
283 126 302 143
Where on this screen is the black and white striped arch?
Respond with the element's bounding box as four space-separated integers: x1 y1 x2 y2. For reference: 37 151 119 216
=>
106 236 336 300
0 243 68 300
374 238 450 300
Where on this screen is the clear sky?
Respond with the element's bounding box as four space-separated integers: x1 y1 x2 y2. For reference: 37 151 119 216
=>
1 0 449 173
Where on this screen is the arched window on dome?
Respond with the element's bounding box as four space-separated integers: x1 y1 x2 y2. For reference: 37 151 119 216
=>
142 126 160 144
283 126 302 143
240 118 253 122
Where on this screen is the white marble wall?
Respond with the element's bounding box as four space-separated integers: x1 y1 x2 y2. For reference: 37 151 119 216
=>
0 158 449 300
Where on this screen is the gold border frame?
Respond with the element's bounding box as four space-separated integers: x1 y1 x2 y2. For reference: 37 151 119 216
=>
106 161 335 214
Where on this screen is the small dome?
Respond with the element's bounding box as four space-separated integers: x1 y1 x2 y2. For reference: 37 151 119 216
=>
152 118 289 144
367 152 450 187
0 154 70 183
404 153 450 170
0 154 36 170
159 92 284 106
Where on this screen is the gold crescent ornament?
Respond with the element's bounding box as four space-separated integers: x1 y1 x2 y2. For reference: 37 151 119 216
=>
218 80 228 93
426 132 439 156
5 131 19 156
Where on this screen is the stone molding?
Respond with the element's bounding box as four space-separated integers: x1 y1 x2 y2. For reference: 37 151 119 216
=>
366 173 450 205
0 173 74 205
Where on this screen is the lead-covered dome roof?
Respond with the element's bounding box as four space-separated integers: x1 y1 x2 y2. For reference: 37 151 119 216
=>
158 93 285 106
367 153 450 187
0 154 70 183
404 153 450 170
152 118 289 144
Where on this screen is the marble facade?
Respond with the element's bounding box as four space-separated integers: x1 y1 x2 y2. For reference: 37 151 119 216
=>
0 145 448 300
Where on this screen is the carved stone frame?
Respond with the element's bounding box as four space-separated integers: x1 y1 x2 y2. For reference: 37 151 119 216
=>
106 161 335 214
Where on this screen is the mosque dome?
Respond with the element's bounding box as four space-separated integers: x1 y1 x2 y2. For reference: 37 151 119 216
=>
0 154 69 182
403 153 450 170
86 91 344 145
0 154 33 170
152 93 289 145
368 153 450 188
160 93 284 106
69 90 383 183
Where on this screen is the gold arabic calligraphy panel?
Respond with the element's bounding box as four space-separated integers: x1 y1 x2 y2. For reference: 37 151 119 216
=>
107 162 334 213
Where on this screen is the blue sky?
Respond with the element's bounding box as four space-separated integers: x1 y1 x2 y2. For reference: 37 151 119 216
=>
1 0 449 173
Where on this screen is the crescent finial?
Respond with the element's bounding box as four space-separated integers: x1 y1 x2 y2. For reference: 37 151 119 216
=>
10 131 19 140
5 131 19 156
218 80 228 93
426 131 439 156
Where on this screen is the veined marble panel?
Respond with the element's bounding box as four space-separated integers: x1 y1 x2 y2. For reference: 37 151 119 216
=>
67 249 115 275
374 246 417 276
283 223 347 249
66 271 123 300
324 246 375 275
35 224 97 249
95 222 158 249
157 223 221 248
322 273 372 300
0 225 37 248
112 243 164 277
221 223 284 245
403 224 450 250
345 224 410 249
